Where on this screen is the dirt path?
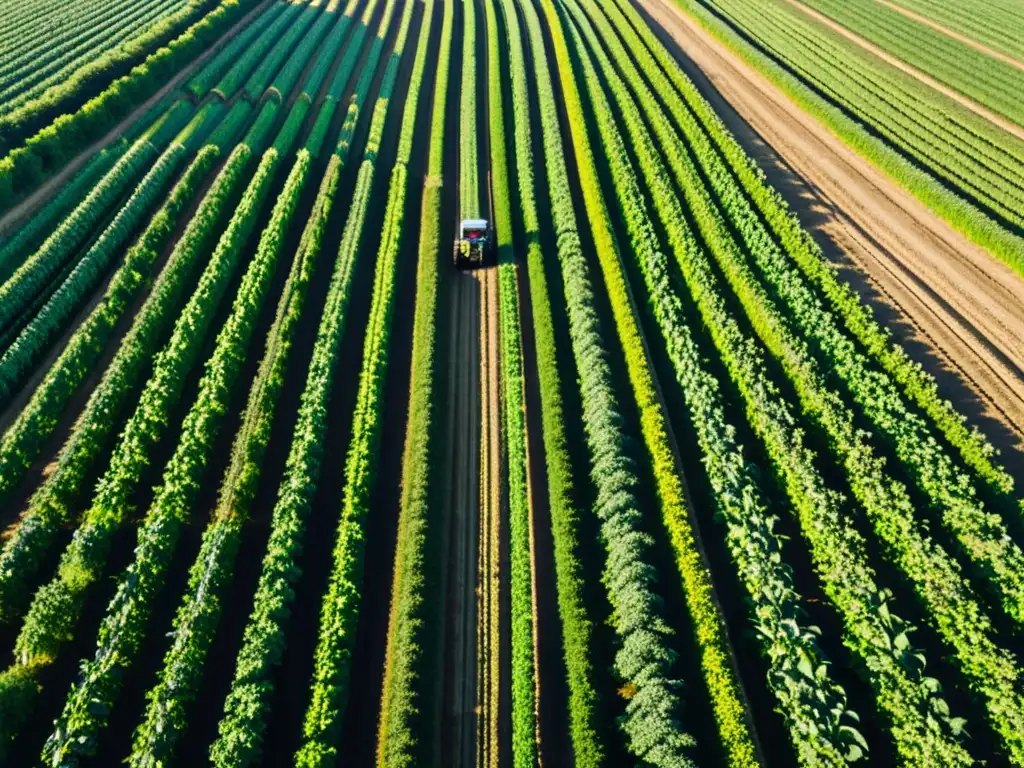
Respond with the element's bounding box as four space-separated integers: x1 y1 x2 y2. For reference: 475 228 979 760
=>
476 263 502 768
0 0 275 237
780 0 1024 141
872 0 1024 73
641 0 1024 477
442 268 482 768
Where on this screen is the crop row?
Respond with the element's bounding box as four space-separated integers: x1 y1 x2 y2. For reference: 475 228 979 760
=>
557 0 863 763
0 142 279 753
0 0 258 211
606 0 1024 759
188 1 291 99
41 146 310 765
714 0 1024 232
0 100 193 337
523 0 747 763
294 0 421 762
0 100 233 405
0 0 189 114
207 5 391 762
591 1 973 762
800 0 1024 126
373 0 450 763
243 2 324 102
678 0 1024 276
484 0 537 762
610 0 1018 542
0 114 272 613
498 0 603 762
128 144 328 766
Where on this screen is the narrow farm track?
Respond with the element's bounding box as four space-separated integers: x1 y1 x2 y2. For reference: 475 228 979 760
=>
781 0 1024 141
872 0 1024 72
441 267 482 768
643 0 1024 475
476 261 503 768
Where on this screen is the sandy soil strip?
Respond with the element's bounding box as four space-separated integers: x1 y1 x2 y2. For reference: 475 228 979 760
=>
873 0 1024 74
476 263 502 768
780 0 1024 141
641 0 1024 476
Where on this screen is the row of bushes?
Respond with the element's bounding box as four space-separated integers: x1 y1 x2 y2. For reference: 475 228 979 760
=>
498 0 604 762
0 0 259 212
130 146 325 766
373 0 450 763
42 148 308 765
561 1 862 761
294 1 421 763
595 0 1015 760
0 129 257 625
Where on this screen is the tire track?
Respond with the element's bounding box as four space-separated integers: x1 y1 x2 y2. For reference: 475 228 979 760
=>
442 268 482 768
476 263 502 768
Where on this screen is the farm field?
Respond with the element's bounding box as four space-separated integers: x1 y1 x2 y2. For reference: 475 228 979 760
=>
0 0 1022 765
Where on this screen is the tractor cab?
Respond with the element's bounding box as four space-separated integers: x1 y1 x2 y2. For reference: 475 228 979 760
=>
454 218 494 268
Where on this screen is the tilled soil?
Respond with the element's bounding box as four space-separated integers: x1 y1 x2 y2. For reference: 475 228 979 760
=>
441 267 483 768
641 0 1024 480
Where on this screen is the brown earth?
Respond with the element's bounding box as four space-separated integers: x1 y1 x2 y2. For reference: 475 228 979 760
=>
477 263 503 768
441 266 482 768
640 0 1024 478
781 0 1024 141
873 0 1024 73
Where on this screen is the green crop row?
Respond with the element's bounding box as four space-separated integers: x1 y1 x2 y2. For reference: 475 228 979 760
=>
0 100 193 337
485 0 537 762
0 0 255 212
607 0 1024 758
523 0 720 763
0 139 190 403
0 136 259 624
188 1 290 99
674 0 1024 277
41 148 309 766
243 3 323 102
0 145 279 753
497 0 602 762
560 1 862 762
213 0 306 99
130 147 329 767
373 0 450 763
605 0 1016 497
208 154 344 768
294 0 421 762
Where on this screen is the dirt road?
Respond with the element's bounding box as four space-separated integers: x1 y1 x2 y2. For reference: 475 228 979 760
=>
477 264 502 768
442 268 482 768
873 0 1024 73
641 0 1024 477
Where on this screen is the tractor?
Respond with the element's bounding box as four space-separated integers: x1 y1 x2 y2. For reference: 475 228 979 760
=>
453 218 494 268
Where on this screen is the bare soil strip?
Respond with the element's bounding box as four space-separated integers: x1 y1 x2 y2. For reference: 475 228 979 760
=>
442 269 482 768
642 0 1024 477
873 0 1024 74
781 0 1024 141
476 263 502 768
